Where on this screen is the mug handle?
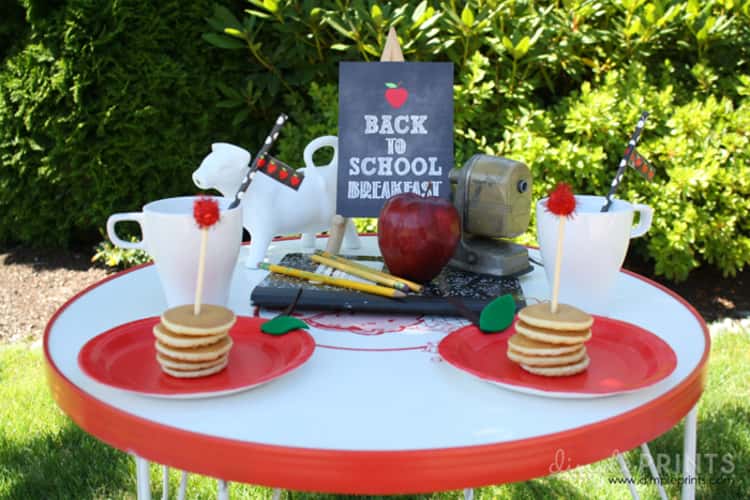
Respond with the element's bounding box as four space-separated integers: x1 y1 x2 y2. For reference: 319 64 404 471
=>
106 212 146 250
303 135 338 168
630 203 653 238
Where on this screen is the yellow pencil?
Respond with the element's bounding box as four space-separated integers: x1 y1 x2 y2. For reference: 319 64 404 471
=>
314 250 423 293
258 262 407 299
310 254 411 293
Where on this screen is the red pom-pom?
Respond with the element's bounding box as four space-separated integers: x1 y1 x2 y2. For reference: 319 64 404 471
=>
545 182 576 217
193 197 220 229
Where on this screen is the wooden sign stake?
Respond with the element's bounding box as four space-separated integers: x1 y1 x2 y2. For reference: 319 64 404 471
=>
327 27 405 254
380 27 405 63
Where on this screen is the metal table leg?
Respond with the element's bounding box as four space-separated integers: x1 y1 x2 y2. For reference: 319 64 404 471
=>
217 479 229 500
681 405 698 500
640 443 668 500
161 465 169 500
178 471 188 500
134 455 151 500
616 453 641 500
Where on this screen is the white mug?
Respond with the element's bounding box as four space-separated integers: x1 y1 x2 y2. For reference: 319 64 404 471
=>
536 195 653 313
106 196 243 307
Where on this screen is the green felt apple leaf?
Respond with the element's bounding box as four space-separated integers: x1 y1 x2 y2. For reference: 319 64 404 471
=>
261 316 309 336
479 294 516 333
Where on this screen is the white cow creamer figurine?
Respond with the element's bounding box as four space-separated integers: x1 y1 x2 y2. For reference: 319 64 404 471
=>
193 136 360 268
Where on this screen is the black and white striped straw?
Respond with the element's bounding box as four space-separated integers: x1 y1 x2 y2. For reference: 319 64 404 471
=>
601 111 649 212
228 113 289 209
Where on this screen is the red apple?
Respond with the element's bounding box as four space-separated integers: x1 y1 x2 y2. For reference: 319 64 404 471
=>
384 82 408 109
378 192 461 283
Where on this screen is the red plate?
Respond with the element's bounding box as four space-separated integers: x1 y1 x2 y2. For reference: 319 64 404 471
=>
79 317 315 399
439 316 677 398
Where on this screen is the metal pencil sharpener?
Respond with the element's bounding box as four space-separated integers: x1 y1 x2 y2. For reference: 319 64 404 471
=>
449 155 533 277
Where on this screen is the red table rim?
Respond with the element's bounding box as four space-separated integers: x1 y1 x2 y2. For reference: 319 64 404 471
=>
43 239 710 494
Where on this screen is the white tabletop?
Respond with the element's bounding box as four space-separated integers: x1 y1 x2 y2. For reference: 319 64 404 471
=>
44 235 709 492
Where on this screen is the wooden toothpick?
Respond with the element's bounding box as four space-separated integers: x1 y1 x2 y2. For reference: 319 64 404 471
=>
194 228 209 315
544 182 577 314
550 217 566 314
192 197 221 315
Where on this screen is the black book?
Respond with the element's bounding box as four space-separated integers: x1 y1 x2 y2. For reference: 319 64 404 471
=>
251 253 525 316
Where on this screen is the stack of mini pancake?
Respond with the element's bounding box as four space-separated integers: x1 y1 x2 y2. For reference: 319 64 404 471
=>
507 302 594 376
153 304 236 378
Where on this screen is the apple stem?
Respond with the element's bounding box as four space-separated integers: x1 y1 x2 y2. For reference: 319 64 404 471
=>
425 181 434 197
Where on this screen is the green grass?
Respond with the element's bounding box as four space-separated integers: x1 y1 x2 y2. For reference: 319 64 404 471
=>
1 325 748 500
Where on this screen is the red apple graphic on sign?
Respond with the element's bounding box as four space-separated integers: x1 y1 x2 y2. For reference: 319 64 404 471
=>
385 82 408 109
378 192 461 283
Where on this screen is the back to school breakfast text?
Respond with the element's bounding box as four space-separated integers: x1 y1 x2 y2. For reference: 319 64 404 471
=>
346 114 445 200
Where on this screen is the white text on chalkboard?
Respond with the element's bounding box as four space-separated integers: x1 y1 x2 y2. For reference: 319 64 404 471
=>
337 61 454 215
347 113 444 200
363 115 428 134
347 180 444 199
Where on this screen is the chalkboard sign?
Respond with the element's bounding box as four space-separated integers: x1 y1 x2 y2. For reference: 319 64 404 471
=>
337 61 454 217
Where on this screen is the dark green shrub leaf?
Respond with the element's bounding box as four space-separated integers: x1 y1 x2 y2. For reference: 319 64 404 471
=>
203 33 245 49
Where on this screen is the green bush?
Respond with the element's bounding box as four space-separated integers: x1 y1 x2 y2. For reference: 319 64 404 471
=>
202 0 750 280
0 2 27 61
0 0 248 247
91 237 151 270
2 0 749 280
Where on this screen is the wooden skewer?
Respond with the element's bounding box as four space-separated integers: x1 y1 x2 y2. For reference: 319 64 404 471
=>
193 229 209 315
550 217 566 314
